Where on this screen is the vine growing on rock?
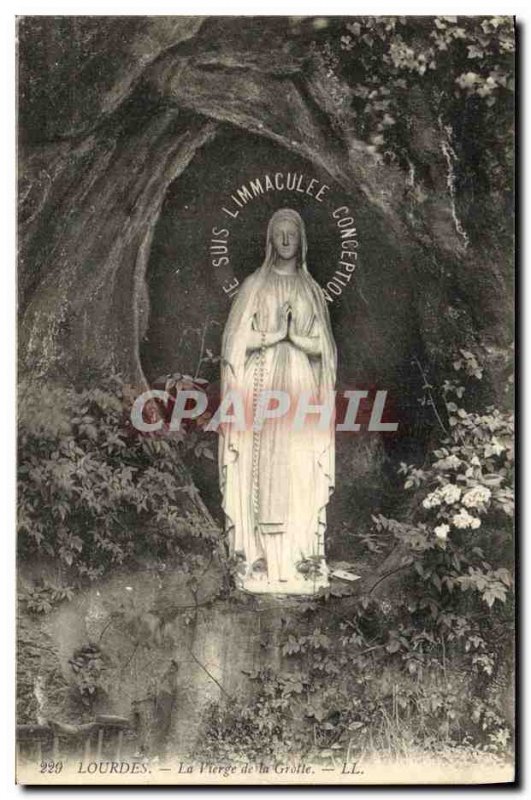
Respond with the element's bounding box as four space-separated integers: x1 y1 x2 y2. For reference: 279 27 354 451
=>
16 612 70 725
310 15 514 246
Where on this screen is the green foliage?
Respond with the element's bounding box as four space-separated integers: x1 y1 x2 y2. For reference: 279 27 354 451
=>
393 353 514 609
151 370 218 462
19 579 75 614
18 359 513 761
17 612 69 724
18 376 217 579
200 592 512 763
200 352 514 763
311 16 514 247
315 16 514 153
201 671 305 762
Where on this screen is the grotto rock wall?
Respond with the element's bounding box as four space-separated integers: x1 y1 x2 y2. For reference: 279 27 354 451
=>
18 16 512 390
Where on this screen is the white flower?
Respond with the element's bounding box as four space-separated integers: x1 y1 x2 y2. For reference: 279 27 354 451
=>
462 486 492 509
423 490 442 509
452 509 482 530
440 483 462 504
434 524 450 541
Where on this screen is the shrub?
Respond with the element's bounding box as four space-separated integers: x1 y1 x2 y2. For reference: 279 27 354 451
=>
18 376 217 579
200 352 514 763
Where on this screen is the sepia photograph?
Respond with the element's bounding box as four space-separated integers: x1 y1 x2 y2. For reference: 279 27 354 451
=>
15 12 515 785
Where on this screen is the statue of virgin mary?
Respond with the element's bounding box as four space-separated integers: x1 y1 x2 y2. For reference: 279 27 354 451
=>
218 208 336 595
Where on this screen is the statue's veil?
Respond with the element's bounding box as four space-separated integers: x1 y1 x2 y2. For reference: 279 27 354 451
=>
218 208 336 550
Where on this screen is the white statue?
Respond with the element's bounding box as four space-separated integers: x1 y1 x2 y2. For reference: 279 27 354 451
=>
219 209 336 594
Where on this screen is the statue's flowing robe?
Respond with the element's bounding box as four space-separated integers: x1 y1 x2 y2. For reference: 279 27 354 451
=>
219 224 336 593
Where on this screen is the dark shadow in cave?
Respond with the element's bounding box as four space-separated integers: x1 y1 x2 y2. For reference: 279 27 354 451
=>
140 126 428 557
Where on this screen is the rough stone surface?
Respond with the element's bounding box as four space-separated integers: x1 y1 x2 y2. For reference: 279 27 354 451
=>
18 17 512 389
38 564 333 757
17 18 513 745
